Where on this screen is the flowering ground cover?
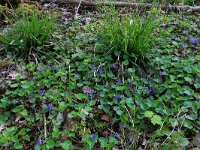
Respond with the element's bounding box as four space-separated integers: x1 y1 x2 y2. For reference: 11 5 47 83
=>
0 2 200 149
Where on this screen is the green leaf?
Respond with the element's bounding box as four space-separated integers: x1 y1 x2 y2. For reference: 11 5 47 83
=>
144 111 154 118
123 59 129 65
60 141 72 150
194 83 200 89
75 93 87 100
184 77 192 82
109 137 118 145
10 83 19 88
179 137 189 147
14 142 23 149
23 135 30 141
0 33 10 45
116 109 123 115
46 139 55 149
120 115 128 122
151 115 162 125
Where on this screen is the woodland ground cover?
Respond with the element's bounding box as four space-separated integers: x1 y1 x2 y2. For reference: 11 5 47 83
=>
0 1 200 150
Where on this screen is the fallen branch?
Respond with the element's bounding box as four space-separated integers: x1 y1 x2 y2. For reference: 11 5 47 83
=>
75 0 83 17
44 0 200 12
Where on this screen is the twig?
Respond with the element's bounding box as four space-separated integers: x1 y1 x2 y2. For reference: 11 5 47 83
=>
75 0 83 18
43 114 47 139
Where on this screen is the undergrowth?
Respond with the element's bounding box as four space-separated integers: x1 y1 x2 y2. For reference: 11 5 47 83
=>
97 7 158 67
0 5 200 150
0 12 58 60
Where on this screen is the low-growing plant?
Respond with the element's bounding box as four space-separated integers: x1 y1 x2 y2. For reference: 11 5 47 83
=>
97 7 158 65
0 11 58 60
16 2 40 18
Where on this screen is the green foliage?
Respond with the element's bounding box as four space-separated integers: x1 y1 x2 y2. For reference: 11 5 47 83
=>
16 2 40 18
97 7 158 64
0 12 57 60
0 7 200 150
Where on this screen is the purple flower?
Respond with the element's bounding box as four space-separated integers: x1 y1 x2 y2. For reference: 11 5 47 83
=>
117 78 121 84
159 71 164 77
43 104 53 111
2 142 12 147
15 100 20 104
47 103 53 111
151 86 155 91
43 104 48 109
89 89 93 97
183 44 188 49
146 88 151 95
114 132 120 138
38 68 44 72
119 95 123 98
189 37 198 44
74 74 80 78
92 134 96 141
98 68 103 75
183 30 188 35
112 64 118 69
114 95 119 100
92 64 96 70
37 137 42 144
49 65 54 70
40 90 44 96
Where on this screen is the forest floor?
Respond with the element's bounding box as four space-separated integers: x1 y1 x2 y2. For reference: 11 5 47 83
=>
0 2 200 150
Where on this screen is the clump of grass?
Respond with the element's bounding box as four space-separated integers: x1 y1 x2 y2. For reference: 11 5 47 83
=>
0 12 57 60
97 7 158 64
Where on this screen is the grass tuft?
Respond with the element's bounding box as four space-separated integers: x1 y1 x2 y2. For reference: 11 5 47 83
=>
97 7 159 64
0 12 57 60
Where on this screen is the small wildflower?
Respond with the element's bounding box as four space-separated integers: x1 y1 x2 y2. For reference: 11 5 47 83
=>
38 68 44 72
114 95 119 100
74 74 80 78
15 100 20 104
2 142 12 147
127 79 132 84
37 137 42 144
47 103 53 111
86 17 92 25
40 90 44 96
151 86 155 91
112 64 118 69
98 68 103 75
89 89 93 97
117 78 121 84
114 132 120 138
189 37 198 44
43 104 48 109
183 43 188 49
92 64 96 70
92 134 96 141
183 30 188 35
49 65 54 70
146 88 151 95
119 94 123 98
159 71 164 77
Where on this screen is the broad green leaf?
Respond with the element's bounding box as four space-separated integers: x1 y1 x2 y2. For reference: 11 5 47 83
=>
144 111 154 118
46 139 55 149
179 137 189 147
184 77 192 82
151 115 162 125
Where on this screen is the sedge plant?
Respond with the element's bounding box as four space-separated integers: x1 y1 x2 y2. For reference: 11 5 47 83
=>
97 6 159 65
0 11 57 60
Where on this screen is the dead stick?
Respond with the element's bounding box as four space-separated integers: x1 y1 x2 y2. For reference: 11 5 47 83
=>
44 0 200 12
